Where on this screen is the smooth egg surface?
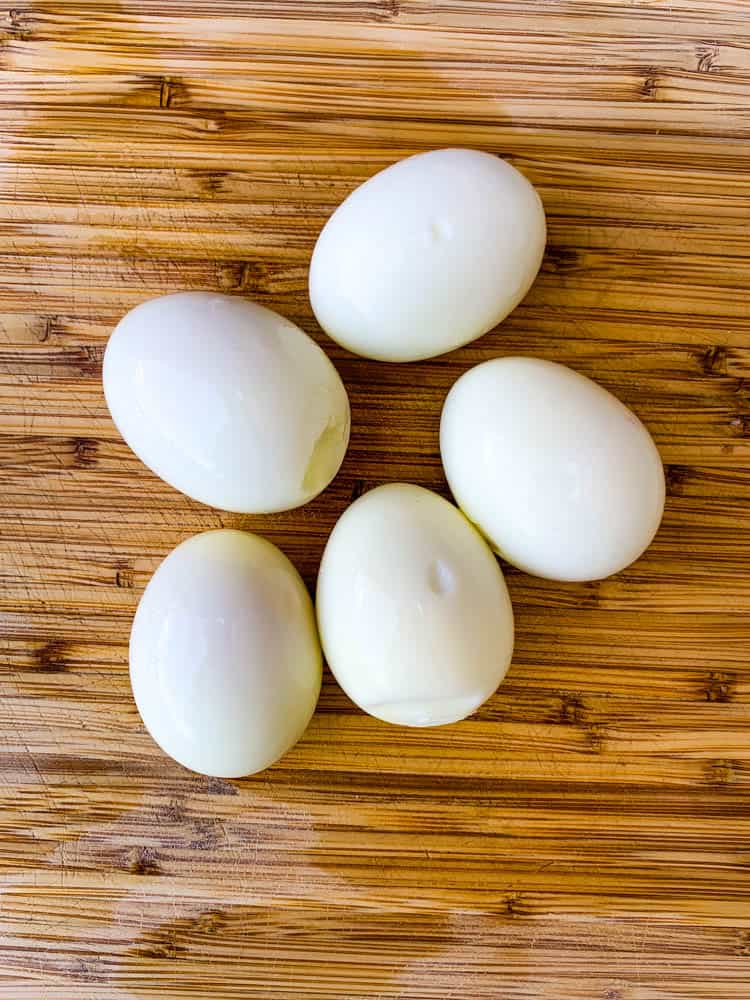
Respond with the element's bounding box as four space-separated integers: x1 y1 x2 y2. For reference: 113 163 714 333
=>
130 529 322 777
103 292 350 513
316 483 514 726
440 357 666 582
309 148 546 362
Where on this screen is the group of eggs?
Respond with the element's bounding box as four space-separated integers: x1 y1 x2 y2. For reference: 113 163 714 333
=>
103 148 665 778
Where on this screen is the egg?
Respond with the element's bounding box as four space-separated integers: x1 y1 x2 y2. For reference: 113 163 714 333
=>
309 148 546 362
103 292 350 513
440 357 665 582
316 483 514 726
129 529 321 777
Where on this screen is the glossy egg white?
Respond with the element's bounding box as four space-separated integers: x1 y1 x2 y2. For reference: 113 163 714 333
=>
316 484 514 726
440 357 665 582
309 148 546 362
103 292 350 513
130 529 322 777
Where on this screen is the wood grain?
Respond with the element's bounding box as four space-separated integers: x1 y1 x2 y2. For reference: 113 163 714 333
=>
1 2 750 997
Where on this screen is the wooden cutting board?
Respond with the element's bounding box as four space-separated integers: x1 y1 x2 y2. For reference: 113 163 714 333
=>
1 2 749 998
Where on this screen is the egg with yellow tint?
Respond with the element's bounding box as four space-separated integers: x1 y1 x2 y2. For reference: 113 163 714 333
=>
316 484 514 726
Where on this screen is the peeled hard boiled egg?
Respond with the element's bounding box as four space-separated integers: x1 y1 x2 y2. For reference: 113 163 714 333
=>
309 148 546 362
130 529 321 777
316 483 514 726
103 292 350 513
441 357 665 582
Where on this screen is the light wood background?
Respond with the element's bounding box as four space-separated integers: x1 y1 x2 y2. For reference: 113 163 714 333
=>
1 2 750 997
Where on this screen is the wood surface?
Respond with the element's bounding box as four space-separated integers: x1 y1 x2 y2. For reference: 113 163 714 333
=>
1 1 750 997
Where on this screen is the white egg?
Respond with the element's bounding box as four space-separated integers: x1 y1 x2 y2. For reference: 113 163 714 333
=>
309 148 546 362
130 529 321 777
316 484 514 727
103 292 350 513
440 357 665 582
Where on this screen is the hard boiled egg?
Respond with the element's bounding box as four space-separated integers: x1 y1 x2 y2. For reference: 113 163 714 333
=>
440 357 665 582
130 529 321 777
103 292 350 513
309 148 546 362
316 483 514 726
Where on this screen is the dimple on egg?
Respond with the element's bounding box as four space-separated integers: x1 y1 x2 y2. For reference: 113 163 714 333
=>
309 148 546 362
129 529 322 777
316 483 514 727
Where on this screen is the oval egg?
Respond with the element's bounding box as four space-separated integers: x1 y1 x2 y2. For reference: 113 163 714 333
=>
130 529 322 777
309 148 546 362
103 292 350 513
316 483 514 726
440 357 665 582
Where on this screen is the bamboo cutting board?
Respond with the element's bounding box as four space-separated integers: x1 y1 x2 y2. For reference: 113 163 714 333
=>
1 2 750 997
